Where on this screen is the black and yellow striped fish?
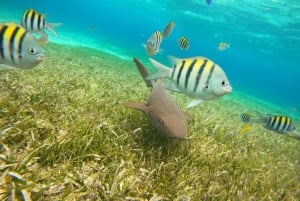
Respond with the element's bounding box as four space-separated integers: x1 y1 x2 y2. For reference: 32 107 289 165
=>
241 113 251 123
0 23 44 70
147 56 232 108
146 31 162 56
21 8 61 44
261 115 295 133
177 36 189 50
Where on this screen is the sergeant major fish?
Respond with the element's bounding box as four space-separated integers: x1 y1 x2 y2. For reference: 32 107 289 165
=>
254 112 295 134
0 23 44 70
145 31 162 57
21 8 62 44
241 112 251 123
147 56 232 108
177 36 190 51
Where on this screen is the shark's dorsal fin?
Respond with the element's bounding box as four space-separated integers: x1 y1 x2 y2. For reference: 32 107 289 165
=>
133 57 153 87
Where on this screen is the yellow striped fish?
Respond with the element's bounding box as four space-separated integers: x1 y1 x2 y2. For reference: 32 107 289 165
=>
147 56 232 108
0 23 44 70
256 113 295 133
145 31 162 56
177 36 189 50
21 9 62 44
241 113 251 123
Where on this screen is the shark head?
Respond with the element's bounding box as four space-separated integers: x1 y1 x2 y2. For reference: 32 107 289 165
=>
150 113 188 139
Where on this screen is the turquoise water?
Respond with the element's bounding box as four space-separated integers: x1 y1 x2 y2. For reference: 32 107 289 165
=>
1 0 300 115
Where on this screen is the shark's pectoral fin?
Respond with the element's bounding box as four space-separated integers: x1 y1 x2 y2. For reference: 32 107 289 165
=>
123 101 148 113
187 99 203 108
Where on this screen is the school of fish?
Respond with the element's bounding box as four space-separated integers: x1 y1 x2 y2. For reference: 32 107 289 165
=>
1 6 297 141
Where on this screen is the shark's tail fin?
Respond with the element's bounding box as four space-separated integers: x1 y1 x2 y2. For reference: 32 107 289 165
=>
133 57 153 88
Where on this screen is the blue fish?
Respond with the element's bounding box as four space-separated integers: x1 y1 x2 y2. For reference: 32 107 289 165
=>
206 0 212 5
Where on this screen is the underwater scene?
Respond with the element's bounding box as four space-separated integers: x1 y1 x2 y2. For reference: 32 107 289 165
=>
0 0 300 200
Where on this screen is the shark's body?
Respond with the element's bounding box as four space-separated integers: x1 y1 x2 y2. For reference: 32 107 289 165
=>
123 58 191 139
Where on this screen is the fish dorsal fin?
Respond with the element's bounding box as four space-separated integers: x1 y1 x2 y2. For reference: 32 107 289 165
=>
123 102 148 113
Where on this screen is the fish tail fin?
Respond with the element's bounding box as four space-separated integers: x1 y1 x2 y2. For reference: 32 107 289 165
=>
252 111 267 123
146 58 170 80
167 55 180 66
37 32 49 45
46 22 62 37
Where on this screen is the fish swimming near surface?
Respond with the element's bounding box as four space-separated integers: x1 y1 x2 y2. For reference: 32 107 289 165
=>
162 21 175 38
146 56 232 108
145 31 162 57
218 42 230 51
21 8 62 44
123 57 192 139
177 36 190 51
0 23 45 70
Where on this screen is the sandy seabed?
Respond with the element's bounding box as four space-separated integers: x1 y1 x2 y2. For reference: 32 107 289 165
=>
0 43 299 201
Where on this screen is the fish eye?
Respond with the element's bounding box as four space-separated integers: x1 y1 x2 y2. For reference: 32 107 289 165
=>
221 80 226 86
29 48 37 55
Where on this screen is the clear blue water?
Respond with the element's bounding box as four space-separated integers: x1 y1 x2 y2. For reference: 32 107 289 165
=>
1 0 300 115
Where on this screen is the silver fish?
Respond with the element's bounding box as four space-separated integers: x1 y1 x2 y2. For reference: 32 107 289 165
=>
145 31 162 56
21 8 62 44
0 23 44 70
147 56 232 108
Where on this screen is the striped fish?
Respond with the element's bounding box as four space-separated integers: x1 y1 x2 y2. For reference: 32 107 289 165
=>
0 23 44 70
145 31 162 56
162 21 175 38
241 113 251 123
177 36 189 51
257 113 295 134
21 9 62 44
147 56 232 108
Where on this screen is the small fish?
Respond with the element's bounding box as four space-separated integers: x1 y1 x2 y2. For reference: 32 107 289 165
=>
240 123 252 135
21 9 62 44
177 36 190 51
255 113 296 134
162 21 175 38
146 56 232 108
241 113 251 123
218 42 230 51
206 0 212 5
0 23 44 70
145 31 162 56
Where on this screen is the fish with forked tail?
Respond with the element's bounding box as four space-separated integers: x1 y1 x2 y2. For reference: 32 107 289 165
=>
21 8 62 44
146 56 232 108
